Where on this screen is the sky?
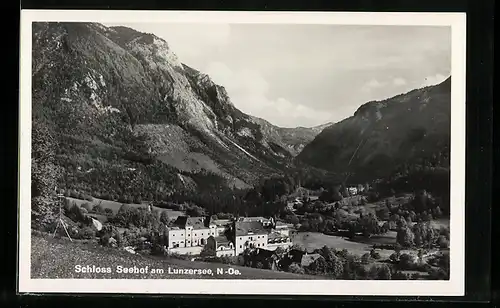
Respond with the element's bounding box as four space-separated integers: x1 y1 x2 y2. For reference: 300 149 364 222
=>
104 22 451 128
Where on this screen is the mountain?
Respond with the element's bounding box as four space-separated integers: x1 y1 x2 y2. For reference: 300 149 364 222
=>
277 122 333 156
32 22 305 199
248 117 332 156
297 77 451 182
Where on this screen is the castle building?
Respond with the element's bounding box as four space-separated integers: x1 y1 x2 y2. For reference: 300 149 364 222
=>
166 216 217 249
166 215 293 256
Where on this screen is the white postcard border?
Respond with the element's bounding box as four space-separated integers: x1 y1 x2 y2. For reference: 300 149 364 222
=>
18 10 466 296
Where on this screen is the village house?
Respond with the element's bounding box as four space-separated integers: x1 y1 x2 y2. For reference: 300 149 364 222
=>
205 235 235 257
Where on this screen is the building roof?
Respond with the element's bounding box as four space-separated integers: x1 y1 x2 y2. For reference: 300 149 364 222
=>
173 216 212 230
268 231 288 240
212 219 231 226
300 253 324 267
235 221 268 236
214 236 231 245
239 216 270 223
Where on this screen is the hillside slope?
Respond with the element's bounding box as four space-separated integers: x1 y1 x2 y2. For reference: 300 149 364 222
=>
32 22 306 198
31 233 322 280
297 78 451 182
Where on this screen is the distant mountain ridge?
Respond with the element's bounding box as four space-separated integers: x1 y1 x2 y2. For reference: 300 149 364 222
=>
31 22 329 198
297 77 451 182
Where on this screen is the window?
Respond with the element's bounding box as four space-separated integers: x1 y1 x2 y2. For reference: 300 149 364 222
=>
194 233 197 236
172 234 175 236
181 234 184 236
239 237 242 240
240 245 242 248
202 233 204 235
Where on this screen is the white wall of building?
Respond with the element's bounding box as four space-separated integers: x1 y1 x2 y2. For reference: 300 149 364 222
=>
167 246 203 255
235 233 268 255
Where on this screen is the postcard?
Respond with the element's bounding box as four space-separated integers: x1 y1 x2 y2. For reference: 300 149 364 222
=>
18 10 466 296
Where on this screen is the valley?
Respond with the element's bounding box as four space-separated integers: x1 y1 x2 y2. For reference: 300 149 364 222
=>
30 22 452 281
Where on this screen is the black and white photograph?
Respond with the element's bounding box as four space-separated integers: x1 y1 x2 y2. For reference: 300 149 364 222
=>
19 10 466 295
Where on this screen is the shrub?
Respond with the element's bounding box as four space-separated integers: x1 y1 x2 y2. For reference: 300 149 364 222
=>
104 208 113 215
361 253 371 264
93 204 104 213
437 235 450 248
376 264 392 280
392 271 409 280
81 202 93 212
67 203 85 222
159 210 169 224
370 249 381 260
389 252 400 263
288 263 305 274
79 226 96 239
398 253 416 270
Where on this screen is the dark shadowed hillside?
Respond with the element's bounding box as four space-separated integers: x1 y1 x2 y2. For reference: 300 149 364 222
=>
298 77 451 183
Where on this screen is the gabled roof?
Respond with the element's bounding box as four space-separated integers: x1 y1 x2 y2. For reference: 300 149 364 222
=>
173 216 211 229
214 236 231 246
239 216 270 223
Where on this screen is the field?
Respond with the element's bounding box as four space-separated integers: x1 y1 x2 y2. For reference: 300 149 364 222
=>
66 197 185 219
292 229 446 261
31 232 324 280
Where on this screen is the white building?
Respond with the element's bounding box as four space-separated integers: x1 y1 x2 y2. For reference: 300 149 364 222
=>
233 221 269 255
166 216 217 249
168 216 293 256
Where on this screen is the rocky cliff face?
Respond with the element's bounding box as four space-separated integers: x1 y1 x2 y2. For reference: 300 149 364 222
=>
297 77 451 181
32 22 304 197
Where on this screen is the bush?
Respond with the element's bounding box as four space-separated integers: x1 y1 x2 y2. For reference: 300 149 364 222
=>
93 204 104 213
104 208 113 215
288 263 305 274
392 271 410 280
361 253 371 264
67 204 85 222
437 236 450 248
81 202 93 212
398 253 416 269
79 226 96 239
370 249 381 259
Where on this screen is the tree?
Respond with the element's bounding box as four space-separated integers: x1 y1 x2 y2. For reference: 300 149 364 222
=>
288 263 305 274
31 120 61 230
437 235 449 248
93 204 104 213
376 264 392 280
159 210 170 224
396 226 415 248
